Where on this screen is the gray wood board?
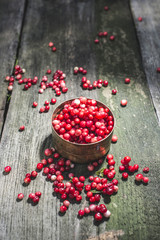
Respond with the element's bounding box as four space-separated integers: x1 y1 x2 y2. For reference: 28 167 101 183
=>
130 0 160 123
0 0 160 240
0 0 26 135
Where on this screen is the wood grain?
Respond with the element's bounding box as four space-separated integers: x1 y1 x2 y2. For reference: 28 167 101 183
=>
130 0 160 123
0 0 160 240
0 0 26 136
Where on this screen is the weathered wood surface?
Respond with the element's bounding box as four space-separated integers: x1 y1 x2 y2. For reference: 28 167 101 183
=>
0 0 26 136
130 0 160 123
0 0 160 240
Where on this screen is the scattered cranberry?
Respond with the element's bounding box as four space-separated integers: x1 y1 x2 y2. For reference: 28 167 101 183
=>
122 172 128 179
37 163 43 170
46 69 51 74
94 39 99 44
44 148 52 156
17 193 24 200
28 193 35 199
112 89 117 95
52 47 57 52
103 210 111 218
35 191 41 197
49 42 54 47
94 212 103 221
135 174 143 182
19 126 25 131
104 6 109 11
33 196 39 203
40 107 45 113
143 167 149 173
157 67 160 73
112 135 118 143
125 78 130 84
134 164 139 171
138 17 142 22
33 101 38 107
8 85 13 91
78 210 84 217
31 171 38 178
142 177 149 184
51 98 56 104
24 177 31 184
4 166 11 173
110 35 115 41
121 99 127 107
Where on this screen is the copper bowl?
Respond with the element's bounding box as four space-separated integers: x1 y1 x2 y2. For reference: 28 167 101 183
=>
52 98 114 163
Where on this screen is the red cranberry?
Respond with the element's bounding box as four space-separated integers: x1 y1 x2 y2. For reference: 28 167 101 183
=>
110 35 115 41
143 167 149 173
17 193 24 200
33 101 38 107
122 172 128 179
121 99 127 106
134 164 139 171
24 177 31 184
135 174 143 182
35 191 41 197
37 163 43 170
78 210 84 217
4 166 11 173
48 42 54 47
104 6 109 11
112 89 117 95
51 98 56 104
138 17 142 22
31 171 38 178
125 78 130 84
19 126 25 131
94 212 102 221
112 135 118 143
142 177 149 184
28 193 35 199
52 47 57 52
94 39 99 44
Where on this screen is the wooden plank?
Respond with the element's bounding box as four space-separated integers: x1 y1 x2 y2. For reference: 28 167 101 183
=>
130 0 160 123
0 0 160 240
0 0 26 135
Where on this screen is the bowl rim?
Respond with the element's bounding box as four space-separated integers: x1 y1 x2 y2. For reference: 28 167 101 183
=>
51 97 115 146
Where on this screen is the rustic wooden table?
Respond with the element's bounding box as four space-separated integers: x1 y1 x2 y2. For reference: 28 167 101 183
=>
0 0 160 240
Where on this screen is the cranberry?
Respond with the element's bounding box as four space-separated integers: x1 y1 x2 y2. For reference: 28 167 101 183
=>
19 126 25 131
89 204 96 212
28 193 35 199
124 156 131 164
31 171 38 178
142 177 149 184
84 207 90 214
134 164 139 171
157 67 160 73
122 172 128 179
125 78 130 84
104 6 109 11
46 69 51 74
135 174 143 182
138 17 142 22
8 85 13 91
94 212 102 221
121 99 127 106
110 35 115 41
112 89 117 95
94 39 99 44
103 210 111 218
48 42 54 47
35 191 41 197
37 163 43 170
51 98 56 104
40 107 45 113
52 47 57 52
112 135 118 143
79 176 85 182
24 177 31 184
78 210 84 217
103 80 108 87
143 167 149 173
119 165 125 171
44 148 52 156
33 101 38 107
17 193 24 200
4 166 11 173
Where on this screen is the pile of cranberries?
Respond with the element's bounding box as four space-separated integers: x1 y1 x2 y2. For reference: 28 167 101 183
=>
81 77 108 90
52 97 114 144
39 69 68 96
